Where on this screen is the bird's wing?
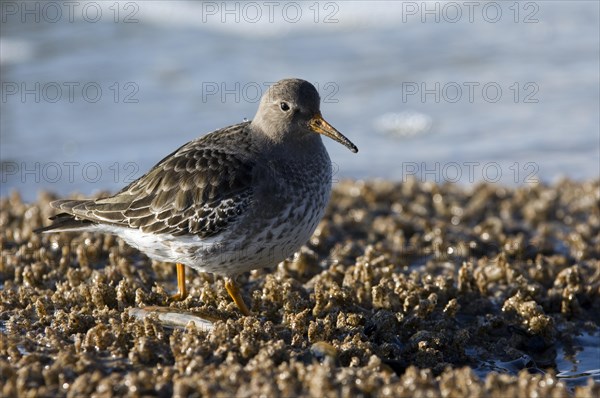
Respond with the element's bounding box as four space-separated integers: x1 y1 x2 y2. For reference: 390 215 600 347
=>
50 123 256 238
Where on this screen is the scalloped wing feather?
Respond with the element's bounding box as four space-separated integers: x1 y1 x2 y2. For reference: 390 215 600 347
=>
45 123 256 238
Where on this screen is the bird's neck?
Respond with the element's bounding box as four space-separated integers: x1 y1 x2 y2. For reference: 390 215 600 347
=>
248 122 325 156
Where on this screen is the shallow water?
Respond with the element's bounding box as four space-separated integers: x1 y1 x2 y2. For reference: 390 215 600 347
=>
1 1 599 201
468 329 600 389
556 331 600 387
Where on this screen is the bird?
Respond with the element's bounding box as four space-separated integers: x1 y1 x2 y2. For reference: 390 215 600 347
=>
37 78 358 316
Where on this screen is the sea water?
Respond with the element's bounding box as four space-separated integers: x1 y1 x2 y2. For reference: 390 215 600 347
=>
1 1 598 201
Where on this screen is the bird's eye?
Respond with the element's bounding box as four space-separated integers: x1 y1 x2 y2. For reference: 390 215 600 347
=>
280 102 290 112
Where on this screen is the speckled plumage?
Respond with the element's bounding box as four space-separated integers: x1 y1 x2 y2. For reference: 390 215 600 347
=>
39 78 358 313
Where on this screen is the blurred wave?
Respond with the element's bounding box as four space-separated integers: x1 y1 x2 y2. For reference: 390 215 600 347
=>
1 1 598 200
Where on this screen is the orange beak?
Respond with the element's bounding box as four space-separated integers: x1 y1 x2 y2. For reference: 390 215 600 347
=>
309 113 358 153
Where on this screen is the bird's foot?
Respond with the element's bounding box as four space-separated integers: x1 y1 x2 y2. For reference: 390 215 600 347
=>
225 277 251 316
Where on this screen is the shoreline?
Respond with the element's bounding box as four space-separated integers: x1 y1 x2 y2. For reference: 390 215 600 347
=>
1 178 599 396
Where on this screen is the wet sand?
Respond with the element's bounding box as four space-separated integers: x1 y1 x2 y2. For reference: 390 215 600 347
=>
1 179 599 397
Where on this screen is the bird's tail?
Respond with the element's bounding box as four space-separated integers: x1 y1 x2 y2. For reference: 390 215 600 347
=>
34 199 96 233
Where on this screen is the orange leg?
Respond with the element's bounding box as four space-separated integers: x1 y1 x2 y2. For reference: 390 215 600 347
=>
170 263 188 301
225 277 250 316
